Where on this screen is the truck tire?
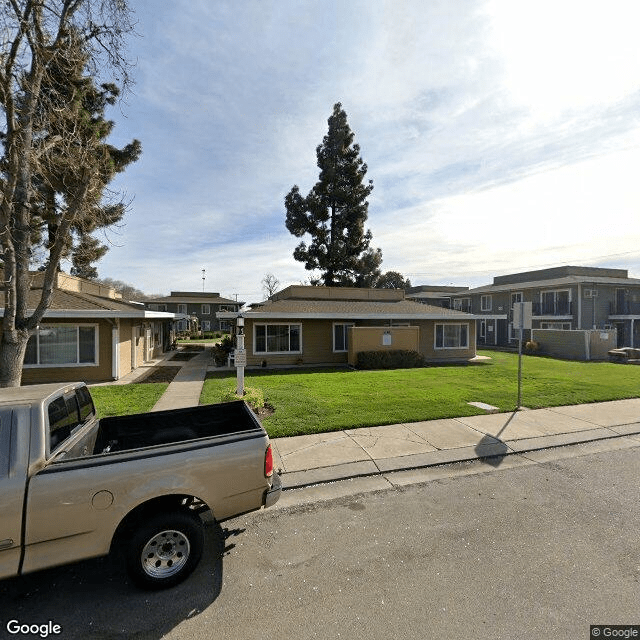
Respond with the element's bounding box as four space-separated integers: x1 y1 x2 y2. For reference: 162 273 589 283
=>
126 511 204 589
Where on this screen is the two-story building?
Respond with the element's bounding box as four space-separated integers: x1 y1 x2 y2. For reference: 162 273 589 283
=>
145 291 243 334
405 285 470 308
451 266 640 348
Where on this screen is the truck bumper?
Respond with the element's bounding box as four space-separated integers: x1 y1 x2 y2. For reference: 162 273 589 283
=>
263 473 282 508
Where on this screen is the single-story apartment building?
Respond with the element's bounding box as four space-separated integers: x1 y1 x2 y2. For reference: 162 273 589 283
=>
1 272 177 384
217 285 477 367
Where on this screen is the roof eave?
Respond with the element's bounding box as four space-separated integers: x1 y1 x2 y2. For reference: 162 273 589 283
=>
217 311 477 320
1 309 178 319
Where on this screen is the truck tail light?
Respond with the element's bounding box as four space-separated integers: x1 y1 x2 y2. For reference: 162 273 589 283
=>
264 444 274 478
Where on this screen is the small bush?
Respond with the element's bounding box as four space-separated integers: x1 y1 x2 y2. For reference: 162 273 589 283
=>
524 340 540 354
356 350 425 370
213 334 235 366
220 386 265 411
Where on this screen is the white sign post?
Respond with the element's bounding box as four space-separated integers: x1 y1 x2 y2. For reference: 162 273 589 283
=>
235 315 245 397
513 302 532 409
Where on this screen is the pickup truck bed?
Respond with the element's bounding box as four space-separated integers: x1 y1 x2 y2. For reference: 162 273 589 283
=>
94 400 263 453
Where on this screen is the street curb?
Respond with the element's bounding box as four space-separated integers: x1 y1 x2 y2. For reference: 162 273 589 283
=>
280 425 640 490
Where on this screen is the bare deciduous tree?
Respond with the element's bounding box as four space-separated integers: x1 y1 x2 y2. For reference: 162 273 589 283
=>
261 273 280 298
0 0 139 387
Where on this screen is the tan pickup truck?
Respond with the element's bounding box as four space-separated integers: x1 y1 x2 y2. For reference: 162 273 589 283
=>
0 382 281 589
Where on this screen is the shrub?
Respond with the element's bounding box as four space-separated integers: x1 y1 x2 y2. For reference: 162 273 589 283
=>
220 386 265 411
213 334 235 366
356 350 425 370
524 340 540 354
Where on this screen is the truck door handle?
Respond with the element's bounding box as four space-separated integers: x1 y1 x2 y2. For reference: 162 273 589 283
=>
0 539 14 549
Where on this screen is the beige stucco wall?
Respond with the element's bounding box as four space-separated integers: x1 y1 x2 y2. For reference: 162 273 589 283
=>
418 319 477 362
117 319 133 379
347 327 419 365
21 319 114 385
243 319 349 367
18 318 173 385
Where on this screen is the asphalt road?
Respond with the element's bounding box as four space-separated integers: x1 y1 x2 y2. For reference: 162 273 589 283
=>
1 443 639 640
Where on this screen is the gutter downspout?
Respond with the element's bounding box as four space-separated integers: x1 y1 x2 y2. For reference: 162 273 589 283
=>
577 283 582 329
111 319 120 380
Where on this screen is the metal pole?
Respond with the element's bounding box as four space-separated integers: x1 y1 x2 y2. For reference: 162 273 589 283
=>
236 314 245 397
236 329 245 397
517 324 523 409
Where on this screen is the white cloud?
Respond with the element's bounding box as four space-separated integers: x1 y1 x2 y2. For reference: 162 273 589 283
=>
484 0 640 122
376 142 640 285
98 0 640 296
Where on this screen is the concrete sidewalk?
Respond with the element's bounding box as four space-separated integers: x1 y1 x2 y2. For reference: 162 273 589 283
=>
150 347 212 412
271 399 640 488
142 350 640 489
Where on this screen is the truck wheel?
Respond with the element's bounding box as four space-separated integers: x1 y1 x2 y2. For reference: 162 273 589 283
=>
126 511 204 589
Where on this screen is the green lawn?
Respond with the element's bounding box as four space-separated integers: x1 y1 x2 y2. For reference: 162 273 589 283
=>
200 350 640 438
90 383 169 417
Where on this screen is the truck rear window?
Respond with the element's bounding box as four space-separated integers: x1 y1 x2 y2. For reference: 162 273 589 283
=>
48 388 94 452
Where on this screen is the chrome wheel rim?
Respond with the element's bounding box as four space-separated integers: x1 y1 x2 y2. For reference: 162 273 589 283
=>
141 529 190 578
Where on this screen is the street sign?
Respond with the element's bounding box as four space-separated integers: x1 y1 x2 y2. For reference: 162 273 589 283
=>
234 349 247 367
512 301 532 329
512 301 532 409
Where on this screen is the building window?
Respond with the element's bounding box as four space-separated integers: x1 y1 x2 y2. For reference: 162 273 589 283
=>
254 324 301 354
176 320 188 332
148 303 158 311
202 304 210 315
480 295 492 311
24 325 98 367
177 304 187 314
539 290 571 315
158 304 167 312
201 320 211 331
333 323 354 352
453 298 471 312
435 323 469 349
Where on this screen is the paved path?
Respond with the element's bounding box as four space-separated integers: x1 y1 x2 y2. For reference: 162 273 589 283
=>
126 352 640 488
150 347 213 412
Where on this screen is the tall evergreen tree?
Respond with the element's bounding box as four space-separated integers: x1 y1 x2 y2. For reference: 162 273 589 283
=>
375 271 412 289
285 103 382 287
30 29 141 278
0 0 138 387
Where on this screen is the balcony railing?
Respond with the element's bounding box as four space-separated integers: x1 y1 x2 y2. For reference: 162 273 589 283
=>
610 301 640 315
532 301 573 316
453 303 472 313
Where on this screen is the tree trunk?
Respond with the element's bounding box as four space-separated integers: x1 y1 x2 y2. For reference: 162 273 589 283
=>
0 329 30 388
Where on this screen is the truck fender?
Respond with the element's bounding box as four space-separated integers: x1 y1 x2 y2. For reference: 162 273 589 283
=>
110 494 210 551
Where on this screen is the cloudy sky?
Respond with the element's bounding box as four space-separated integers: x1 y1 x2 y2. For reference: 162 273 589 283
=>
97 0 640 303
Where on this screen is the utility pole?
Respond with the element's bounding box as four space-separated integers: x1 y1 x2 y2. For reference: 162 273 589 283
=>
202 269 206 292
